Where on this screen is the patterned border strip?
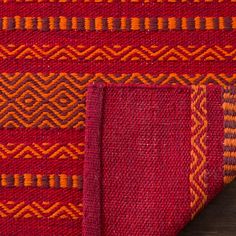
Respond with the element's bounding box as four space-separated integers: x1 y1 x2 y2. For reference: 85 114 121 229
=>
190 85 208 218
1 73 236 86
0 201 83 219
0 73 236 129
0 45 235 61
0 143 84 159
0 17 235 31
0 174 83 189
223 87 236 184
1 0 235 2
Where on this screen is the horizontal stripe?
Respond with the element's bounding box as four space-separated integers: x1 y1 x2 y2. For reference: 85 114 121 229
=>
0 3 235 17
224 158 236 165
224 128 236 134
223 119 236 129
0 45 234 61
0 143 84 159
224 170 236 176
1 0 235 2
224 151 236 158
0 174 82 189
1 73 236 86
0 17 235 31
1 31 235 46
0 129 84 143
0 60 235 74
224 165 236 171
224 138 236 147
224 132 236 139
1 158 83 174
223 145 236 152
1 72 236 129
224 175 236 184
223 102 236 112
0 201 83 220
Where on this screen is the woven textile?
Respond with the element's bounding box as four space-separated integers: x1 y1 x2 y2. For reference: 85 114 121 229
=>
0 0 235 235
84 84 235 235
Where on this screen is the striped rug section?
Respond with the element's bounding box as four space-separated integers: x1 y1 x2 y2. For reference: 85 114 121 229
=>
223 87 236 184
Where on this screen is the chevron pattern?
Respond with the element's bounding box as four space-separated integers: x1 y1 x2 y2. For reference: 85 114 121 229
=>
223 87 236 184
1 73 236 128
0 143 84 159
0 72 86 128
0 45 235 61
0 201 83 220
190 86 208 218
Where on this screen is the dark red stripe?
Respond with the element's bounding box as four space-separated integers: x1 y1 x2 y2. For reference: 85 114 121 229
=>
206 86 224 203
0 218 82 236
0 29 235 45
0 60 234 74
0 187 82 201
0 3 235 17
1 159 83 174
0 129 84 144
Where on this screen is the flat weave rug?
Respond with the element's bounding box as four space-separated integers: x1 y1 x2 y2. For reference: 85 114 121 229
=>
0 1 235 236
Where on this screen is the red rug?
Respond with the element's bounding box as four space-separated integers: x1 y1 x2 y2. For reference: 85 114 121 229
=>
84 84 235 235
0 1 235 235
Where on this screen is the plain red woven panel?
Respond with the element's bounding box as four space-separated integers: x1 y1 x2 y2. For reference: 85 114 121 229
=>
84 84 227 236
84 85 192 235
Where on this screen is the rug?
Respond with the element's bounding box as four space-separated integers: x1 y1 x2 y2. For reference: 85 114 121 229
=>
0 0 235 235
84 84 236 235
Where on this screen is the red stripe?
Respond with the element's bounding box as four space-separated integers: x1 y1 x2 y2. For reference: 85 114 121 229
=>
0 188 82 202
0 218 82 236
0 3 235 17
0 60 234 74
0 31 235 45
0 129 84 144
0 159 83 174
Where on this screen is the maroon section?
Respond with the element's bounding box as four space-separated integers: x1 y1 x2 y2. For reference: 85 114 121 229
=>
0 218 82 236
0 3 235 17
206 86 224 202
0 159 83 174
84 84 192 235
0 31 235 45
0 188 82 202
0 129 84 144
0 60 235 74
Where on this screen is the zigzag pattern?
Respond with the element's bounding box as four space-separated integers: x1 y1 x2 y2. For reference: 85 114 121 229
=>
223 87 236 184
0 143 84 159
1 73 236 128
0 72 86 128
190 86 208 218
0 45 235 61
0 201 83 220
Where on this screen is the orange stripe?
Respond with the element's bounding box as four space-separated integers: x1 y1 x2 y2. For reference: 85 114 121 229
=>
168 17 176 30
205 17 214 30
59 16 67 30
131 17 140 30
95 17 103 31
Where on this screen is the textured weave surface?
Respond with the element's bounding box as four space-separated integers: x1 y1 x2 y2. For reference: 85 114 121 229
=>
0 0 235 235
84 84 234 236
